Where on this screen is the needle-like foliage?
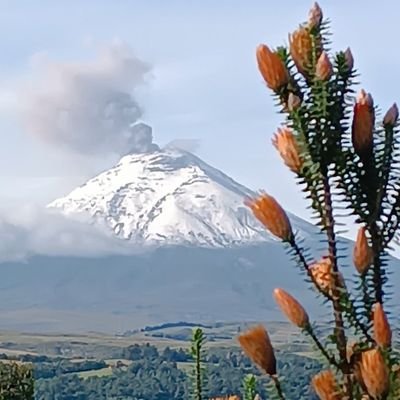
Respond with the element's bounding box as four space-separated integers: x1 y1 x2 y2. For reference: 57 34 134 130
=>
239 3 400 399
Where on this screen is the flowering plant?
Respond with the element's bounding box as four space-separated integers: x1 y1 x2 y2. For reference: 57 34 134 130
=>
239 3 400 399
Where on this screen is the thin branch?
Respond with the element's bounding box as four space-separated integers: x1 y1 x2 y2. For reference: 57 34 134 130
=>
288 238 333 300
271 375 286 400
344 293 374 344
304 324 340 368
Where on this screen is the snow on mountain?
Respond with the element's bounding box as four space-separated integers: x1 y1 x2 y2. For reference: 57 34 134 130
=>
48 148 313 247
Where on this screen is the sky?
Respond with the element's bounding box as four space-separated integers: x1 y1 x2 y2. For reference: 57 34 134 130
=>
0 0 399 226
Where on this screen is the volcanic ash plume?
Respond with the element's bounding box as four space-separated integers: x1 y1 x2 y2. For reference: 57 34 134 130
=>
22 40 157 156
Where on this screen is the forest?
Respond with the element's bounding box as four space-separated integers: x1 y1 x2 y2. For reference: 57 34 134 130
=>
0 342 321 399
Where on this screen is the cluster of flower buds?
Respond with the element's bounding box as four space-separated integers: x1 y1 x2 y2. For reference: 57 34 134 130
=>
242 2 399 399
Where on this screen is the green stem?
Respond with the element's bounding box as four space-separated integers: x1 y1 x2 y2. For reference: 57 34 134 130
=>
195 339 202 400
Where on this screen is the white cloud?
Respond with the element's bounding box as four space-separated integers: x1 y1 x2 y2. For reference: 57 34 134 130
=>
0 203 138 262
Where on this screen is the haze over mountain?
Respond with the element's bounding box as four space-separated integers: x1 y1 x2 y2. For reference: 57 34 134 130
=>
0 146 399 333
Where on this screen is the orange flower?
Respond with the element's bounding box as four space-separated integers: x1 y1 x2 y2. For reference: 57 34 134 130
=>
383 102 399 126
256 44 289 91
353 226 373 274
352 89 375 157
373 303 392 348
238 325 276 375
308 2 323 29
311 370 341 400
289 26 317 77
360 349 389 398
315 52 332 81
309 257 344 295
344 47 354 71
272 127 303 173
273 288 309 328
351 349 367 393
245 193 293 241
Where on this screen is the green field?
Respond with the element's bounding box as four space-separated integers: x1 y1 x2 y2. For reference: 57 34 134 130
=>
78 367 113 379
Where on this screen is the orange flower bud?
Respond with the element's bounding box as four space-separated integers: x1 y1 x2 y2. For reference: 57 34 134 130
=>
383 102 399 126
256 44 289 91
308 2 323 29
273 288 309 328
315 52 333 81
312 370 341 400
245 193 293 241
344 47 354 71
360 349 390 398
289 26 314 77
272 127 303 173
373 303 392 348
309 257 344 296
353 226 373 274
352 89 375 157
238 325 276 375
392 364 400 381
287 93 301 111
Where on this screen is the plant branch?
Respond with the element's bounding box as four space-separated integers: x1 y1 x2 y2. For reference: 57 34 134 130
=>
271 375 286 400
304 324 340 368
322 174 352 398
344 292 374 344
369 222 384 304
288 238 332 300
289 237 372 344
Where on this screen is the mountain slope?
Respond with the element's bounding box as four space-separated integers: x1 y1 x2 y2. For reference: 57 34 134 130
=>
48 148 315 247
0 245 343 333
4 148 394 334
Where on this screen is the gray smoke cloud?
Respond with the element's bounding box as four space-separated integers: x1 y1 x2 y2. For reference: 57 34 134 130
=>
22 40 158 155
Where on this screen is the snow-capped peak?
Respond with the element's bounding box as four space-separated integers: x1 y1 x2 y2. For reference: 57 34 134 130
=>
48 148 300 247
